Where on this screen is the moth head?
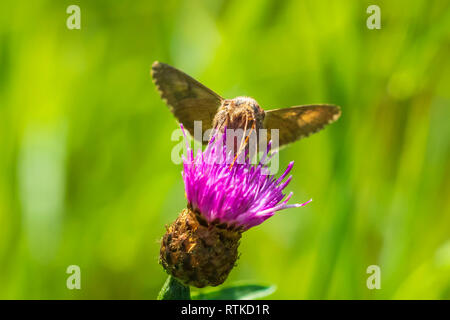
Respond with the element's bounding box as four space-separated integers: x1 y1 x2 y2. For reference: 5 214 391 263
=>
224 96 265 121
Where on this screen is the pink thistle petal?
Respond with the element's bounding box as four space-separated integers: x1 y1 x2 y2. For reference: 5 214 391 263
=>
180 126 311 230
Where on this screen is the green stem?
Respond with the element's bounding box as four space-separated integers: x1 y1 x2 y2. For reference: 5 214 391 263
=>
157 275 191 300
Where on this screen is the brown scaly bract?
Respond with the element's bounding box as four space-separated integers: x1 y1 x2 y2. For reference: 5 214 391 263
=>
160 207 242 288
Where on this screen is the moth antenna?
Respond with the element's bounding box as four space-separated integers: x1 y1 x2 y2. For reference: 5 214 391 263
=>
229 115 255 170
238 113 249 154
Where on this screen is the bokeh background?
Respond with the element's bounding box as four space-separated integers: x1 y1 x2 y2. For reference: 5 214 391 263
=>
0 0 449 299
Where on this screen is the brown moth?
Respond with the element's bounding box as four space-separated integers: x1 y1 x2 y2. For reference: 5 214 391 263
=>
151 61 341 147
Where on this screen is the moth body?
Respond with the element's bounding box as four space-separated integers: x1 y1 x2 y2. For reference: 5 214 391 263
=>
151 61 341 147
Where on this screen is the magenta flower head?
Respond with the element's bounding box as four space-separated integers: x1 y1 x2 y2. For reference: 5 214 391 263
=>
160 126 311 288
183 127 311 231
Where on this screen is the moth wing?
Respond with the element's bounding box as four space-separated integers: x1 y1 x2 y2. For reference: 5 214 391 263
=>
151 61 223 142
264 104 341 147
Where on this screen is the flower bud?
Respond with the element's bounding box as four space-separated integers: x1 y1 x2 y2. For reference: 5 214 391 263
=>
160 207 241 288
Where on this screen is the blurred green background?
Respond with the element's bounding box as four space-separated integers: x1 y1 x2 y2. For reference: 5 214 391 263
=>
0 0 449 299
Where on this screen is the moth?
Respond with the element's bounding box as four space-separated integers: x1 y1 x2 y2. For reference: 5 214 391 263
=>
151 61 341 148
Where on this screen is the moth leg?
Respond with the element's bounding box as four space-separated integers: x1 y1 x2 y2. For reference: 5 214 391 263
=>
229 113 256 170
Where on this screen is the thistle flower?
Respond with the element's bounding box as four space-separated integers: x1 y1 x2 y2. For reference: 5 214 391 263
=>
160 127 311 288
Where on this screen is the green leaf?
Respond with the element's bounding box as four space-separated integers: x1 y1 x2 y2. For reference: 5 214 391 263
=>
157 276 191 300
191 282 276 300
